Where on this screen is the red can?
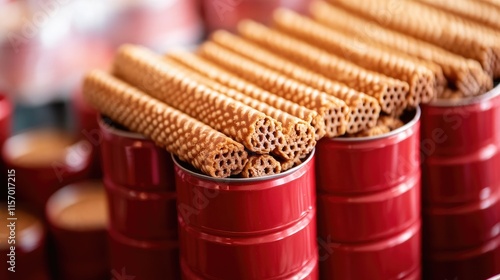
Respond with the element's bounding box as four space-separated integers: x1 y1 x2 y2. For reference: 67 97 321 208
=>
0 206 50 280
100 117 180 279
46 180 109 280
315 108 421 279
1 129 94 212
174 151 318 280
421 86 500 279
0 94 11 151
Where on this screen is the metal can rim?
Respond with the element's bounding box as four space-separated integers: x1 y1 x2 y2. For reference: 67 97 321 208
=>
173 149 315 183
429 82 500 107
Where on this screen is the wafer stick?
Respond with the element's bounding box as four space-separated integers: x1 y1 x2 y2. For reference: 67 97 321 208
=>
311 1 493 97
167 50 326 140
112 45 285 155
238 20 409 115
209 30 381 133
273 9 437 106
280 157 303 171
352 116 403 137
326 0 500 77
83 70 248 178
377 116 404 131
241 155 282 178
163 57 315 161
198 42 350 137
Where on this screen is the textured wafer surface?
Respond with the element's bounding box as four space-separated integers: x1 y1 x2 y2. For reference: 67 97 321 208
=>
210 30 381 134
238 20 410 115
241 155 282 178
273 9 436 107
83 70 248 178
112 45 285 155
167 50 327 140
198 41 350 138
352 116 404 137
311 1 493 97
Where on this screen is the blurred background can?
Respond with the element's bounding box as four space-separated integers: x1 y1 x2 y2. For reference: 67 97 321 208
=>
315 109 421 280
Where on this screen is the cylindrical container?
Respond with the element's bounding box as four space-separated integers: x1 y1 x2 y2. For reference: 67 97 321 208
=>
315 108 422 280
0 94 12 201
421 86 500 280
0 206 50 280
100 117 179 280
174 151 318 280
201 0 312 33
1 129 93 212
46 180 109 280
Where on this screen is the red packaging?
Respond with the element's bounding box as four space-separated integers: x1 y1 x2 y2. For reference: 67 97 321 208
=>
174 152 318 280
0 94 11 151
45 180 109 280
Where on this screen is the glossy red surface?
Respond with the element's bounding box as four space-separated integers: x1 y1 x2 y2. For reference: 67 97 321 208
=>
109 228 180 280
100 118 176 192
105 178 178 240
317 172 421 242
175 152 318 280
0 94 11 150
318 221 421 280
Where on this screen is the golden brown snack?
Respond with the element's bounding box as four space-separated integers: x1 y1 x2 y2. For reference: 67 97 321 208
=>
112 45 285 155
238 20 409 115
326 0 500 77
83 70 248 178
311 1 493 97
163 57 315 161
209 30 381 133
352 116 403 137
198 42 350 138
377 116 405 131
280 157 303 171
273 9 437 106
241 155 282 178
167 50 326 140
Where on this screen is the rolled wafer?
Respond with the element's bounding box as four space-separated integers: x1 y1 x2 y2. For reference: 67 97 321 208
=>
83 70 248 178
163 57 315 161
166 50 326 140
377 116 404 131
326 0 500 77
280 157 303 172
209 30 381 134
238 20 410 115
241 154 282 178
112 45 286 156
352 116 403 138
198 42 350 138
311 1 493 97
273 8 437 106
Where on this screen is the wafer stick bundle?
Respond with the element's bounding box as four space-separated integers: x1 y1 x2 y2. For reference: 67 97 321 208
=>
83 70 248 178
163 57 315 161
311 1 493 97
238 20 410 115
197 42 350 137
241 155 282 178
273 9 437 106
112 45 286 157
209 30 381 134
352 116 404 138
167 51 326 140
326 0 500 77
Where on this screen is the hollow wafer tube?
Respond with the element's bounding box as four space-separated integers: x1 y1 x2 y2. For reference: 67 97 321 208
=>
238 20 409 115
166 51 327 140
311 1 493 97
163 57 315 161
351 116 403 138
209 30 381 134
197 42 350 138
83 70 248 178
112 45 285 155
326 0 500 77
273 9 437 106
241 154 282 178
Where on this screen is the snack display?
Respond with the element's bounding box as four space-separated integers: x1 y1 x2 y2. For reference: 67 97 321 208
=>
311 1 493 97
83 70 248 178
198 41 350 137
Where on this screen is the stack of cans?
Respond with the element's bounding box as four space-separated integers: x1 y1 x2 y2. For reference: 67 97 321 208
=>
100 117 180 279
315 109 422 279
421 87 500 279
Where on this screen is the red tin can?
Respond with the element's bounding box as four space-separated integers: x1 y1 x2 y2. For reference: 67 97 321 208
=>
174 151 318 280
46 180 109 280
421 85 500 280
1 129 93 212
315 108 421 279
0 206 50 280
0 94 11 151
